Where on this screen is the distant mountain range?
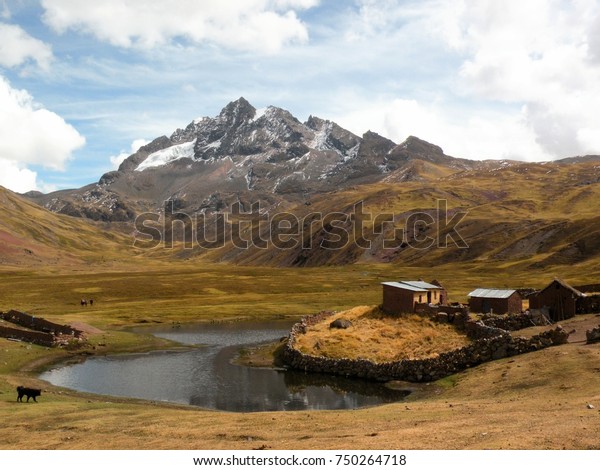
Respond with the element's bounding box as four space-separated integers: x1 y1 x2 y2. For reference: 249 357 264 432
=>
7 98 600 269
25 97 493 222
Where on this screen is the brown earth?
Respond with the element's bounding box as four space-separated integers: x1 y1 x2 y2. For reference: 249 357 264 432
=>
1 339 599 450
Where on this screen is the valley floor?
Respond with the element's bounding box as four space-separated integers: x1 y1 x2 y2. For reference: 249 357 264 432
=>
1 263 599 450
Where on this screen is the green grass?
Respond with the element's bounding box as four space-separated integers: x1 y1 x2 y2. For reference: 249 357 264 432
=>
0 262 600 450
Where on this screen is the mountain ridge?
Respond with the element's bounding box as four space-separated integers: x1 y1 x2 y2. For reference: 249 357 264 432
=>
27 97 475 222
14 98 600 271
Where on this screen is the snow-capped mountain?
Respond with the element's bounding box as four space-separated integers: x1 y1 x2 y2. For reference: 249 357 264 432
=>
27 97 475 221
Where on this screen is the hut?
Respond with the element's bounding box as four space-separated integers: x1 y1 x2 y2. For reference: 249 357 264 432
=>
468 288 522 315
528 279 600 322
382 280 444 315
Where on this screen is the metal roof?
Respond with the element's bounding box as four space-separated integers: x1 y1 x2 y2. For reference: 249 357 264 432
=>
381 280 441 292
400 280 440 290
381 282 427 292
468 288 517 299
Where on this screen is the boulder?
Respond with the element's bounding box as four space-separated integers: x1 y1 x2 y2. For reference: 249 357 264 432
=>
329 318 353 329
435 312 449 323
585 326 600 344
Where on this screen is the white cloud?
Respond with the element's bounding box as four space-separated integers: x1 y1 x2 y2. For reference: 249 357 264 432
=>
109 138 149 169
329 0 600 160
41 0 316 53
439 0 600 158
0 158 38 193
0 76 85 192
0 22 53 70
334 95 547 161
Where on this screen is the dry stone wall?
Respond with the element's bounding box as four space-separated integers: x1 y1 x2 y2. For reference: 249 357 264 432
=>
282 311 569 383
2 310 83 337
475 312 545 330
0 325 55 347
0 310 84 346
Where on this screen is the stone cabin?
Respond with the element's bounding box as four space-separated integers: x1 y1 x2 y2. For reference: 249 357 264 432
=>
382 280 445 315
529 279 600 322
468 288 522 314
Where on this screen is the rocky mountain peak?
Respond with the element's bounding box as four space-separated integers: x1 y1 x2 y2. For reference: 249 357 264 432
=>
401 135 445 156
218 97 256 126
38 99 488 224
305 115 326 131
358 131 396 158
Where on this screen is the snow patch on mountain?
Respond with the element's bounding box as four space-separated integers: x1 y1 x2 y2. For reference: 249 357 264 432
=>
311 121 332 151
253 107 267 122
136 140 197 171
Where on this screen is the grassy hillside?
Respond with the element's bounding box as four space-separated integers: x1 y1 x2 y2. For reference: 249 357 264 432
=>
5 158 600 273
0 186 133 266
184 159 600 271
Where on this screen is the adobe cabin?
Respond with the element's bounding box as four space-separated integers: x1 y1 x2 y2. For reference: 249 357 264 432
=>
382 280 444 315
429 279 448 304
468 288 522 315
529 279 600 322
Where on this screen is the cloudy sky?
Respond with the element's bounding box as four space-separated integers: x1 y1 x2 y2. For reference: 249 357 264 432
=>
1 0 600 193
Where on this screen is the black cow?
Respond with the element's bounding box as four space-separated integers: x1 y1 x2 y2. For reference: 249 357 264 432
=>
16 386 41 403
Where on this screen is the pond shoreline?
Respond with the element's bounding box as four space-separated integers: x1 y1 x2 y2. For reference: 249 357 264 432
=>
37 320 412 412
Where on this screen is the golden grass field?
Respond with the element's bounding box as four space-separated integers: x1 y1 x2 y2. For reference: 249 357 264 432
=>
0 261 600 450
296 306 471 361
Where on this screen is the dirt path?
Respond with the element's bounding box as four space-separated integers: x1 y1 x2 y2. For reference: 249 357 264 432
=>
514 313 600 343
558 314 600 342
68 321 104 335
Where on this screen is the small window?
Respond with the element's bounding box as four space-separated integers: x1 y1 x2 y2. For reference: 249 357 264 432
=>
419 295 422 303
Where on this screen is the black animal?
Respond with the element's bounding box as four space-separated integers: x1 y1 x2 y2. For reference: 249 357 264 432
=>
16 386 41 403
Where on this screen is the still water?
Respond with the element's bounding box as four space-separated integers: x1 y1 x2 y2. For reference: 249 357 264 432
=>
40 320 408 412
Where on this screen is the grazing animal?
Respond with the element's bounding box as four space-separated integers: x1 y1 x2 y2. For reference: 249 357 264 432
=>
16 386 41 403
81 299 87 307
89 299 94 306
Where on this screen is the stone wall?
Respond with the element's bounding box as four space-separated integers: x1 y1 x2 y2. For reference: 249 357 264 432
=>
0 325 55 347
0 310 84 346
578 295 600 314
414 303 468 320
282 311 569 383
1 310 83 337
475 311 546 330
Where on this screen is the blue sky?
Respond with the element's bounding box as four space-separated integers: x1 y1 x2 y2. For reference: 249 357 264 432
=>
1 0 600 193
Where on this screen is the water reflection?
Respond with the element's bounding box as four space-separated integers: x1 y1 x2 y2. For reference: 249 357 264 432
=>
40 320 409 412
